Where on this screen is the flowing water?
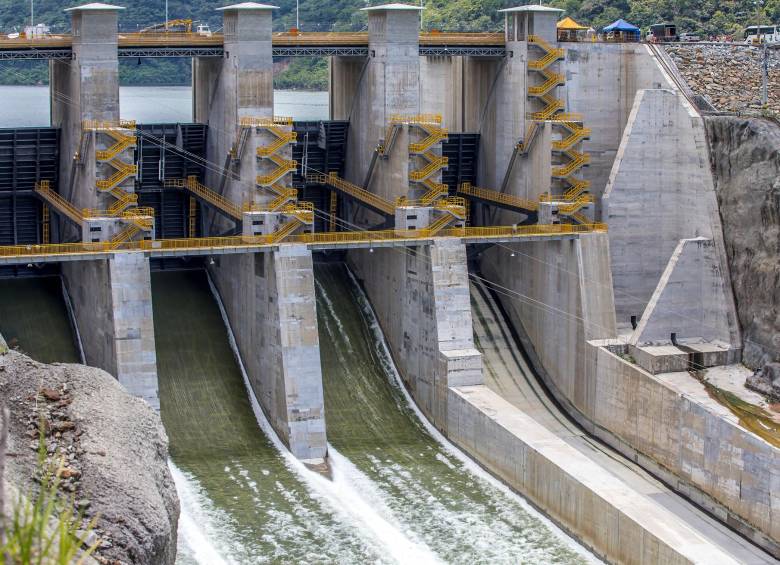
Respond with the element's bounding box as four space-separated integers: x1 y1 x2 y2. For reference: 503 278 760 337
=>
0 276 79 363
314 263 592 564
149 267 593 563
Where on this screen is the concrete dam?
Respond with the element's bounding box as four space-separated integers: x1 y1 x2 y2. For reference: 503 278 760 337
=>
0 2 778 563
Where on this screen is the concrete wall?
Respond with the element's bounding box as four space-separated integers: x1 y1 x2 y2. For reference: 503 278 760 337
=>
348 239 482 429
447 385 738 565
602 88 738 336
585 341 779 552
51 7 121 214
564 43 669 206
479 232 778 551
352 234 744 562
632 237 733 346
210 246 327 461
62 253 159 409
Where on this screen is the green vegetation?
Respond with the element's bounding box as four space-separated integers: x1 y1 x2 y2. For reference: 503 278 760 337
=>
1 0 779 87
1 423 99 564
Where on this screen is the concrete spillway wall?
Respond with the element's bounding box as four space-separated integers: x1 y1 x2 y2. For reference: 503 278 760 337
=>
349 239 745 563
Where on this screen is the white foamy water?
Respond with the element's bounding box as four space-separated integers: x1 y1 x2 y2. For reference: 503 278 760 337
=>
170 462 240 565
206 273 439 564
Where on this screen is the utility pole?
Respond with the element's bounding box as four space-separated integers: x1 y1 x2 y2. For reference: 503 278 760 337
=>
296 0 300 30
30 0 34 27
762 42 769 105
165 0 169 30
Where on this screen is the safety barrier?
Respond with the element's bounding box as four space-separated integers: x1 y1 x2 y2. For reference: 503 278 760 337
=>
458 182 539 213
307 172 395 216
166 176 242 220
34 181 84 226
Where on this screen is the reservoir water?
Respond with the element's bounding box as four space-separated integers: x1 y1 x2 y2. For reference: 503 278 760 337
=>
0 85 329 126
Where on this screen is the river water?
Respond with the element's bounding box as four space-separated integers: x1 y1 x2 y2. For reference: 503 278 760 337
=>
150 266 594 564
0 85 328 126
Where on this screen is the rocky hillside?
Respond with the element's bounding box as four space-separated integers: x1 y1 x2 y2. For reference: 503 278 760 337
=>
705 116 780 369
0 347 179 565
666 44 780 114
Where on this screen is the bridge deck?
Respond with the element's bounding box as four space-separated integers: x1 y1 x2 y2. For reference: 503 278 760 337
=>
0 224 604 265
0 32 506 59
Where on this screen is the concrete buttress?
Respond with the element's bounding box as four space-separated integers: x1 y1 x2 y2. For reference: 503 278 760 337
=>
210 246 327 461
62 253 159 410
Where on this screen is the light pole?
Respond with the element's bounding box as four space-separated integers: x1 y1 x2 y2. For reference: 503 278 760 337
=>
30 0 34 27
296 0 300 30
165 0 169 31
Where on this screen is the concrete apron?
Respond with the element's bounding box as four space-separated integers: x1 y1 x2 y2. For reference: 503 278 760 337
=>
348 237 741 565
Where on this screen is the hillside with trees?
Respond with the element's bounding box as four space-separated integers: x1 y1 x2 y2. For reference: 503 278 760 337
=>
0 0 778 87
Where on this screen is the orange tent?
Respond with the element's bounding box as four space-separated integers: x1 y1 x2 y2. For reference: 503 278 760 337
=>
557 16 587 30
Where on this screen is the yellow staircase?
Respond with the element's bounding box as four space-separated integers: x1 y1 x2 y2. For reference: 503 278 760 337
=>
457 182 539 214
95 128 137 161
254 119 298 191
108 224 141 248
96 159 137 191
269 218 302 243
34 181 84 226
425 213 455 236
165 176 243 221
307 172 395 217
526 36 592 221
410 152 448 182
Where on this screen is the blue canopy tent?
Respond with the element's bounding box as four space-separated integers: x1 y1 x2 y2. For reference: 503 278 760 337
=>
603 19 641 42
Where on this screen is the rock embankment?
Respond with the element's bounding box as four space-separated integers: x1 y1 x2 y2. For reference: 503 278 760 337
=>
0 348 179 565
705 115 780 371
665 44 780 113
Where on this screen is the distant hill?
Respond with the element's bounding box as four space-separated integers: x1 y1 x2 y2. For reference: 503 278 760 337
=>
0 0 775 88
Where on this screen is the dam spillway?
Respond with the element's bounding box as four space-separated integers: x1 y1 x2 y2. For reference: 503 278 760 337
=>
151 266 594 563
0 275 79 363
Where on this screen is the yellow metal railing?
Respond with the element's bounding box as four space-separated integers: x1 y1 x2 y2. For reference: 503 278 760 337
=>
189 196 197 238
410 155 448 181
552 151 590 178
421 178 448 194
531 98 564 121
109 224 141 247
166 177 243 220
426 214 454 235
256 131 297 157
558 194 593 215
34 181 84 226
96 160 137 191
552 126 591 151
308 172 395 216
269 218 302 243
528 34 557 54
256 159 298 186
82 119 136 132
239 116 294 128
0 223 608 260
42 205 50 244
409 127 448 153
389 114 443 126
329 191 338 232
527 71 565 96
458 182 539 213
569 211 590 224
527 47 565 70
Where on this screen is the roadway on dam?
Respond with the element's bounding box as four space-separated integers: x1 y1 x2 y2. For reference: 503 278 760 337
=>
469 280 777 565
152 266 597 564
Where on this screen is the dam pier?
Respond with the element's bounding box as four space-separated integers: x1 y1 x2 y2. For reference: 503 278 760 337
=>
0 2 777 563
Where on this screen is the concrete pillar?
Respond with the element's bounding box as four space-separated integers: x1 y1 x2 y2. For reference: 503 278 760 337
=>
209 246 327 462
344 4 423 209
51 3 122 213
62 254 159 409
194 2 276 206
349 238 482 430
